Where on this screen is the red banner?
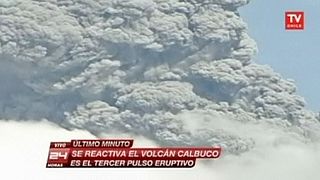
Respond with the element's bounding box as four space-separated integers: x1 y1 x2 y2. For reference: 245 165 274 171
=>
46 139 221 168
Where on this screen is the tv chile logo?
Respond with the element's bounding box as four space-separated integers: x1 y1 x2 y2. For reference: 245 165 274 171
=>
285 11 305 30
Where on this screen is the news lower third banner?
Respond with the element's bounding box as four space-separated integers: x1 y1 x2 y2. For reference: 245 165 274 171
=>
46 139 221 168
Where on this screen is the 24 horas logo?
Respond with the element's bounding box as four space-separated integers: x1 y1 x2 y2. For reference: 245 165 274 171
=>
285 11 304 30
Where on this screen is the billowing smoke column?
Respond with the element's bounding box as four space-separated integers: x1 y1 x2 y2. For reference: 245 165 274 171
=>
0 0 319 155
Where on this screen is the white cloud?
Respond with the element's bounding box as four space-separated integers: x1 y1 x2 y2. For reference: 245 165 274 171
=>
0 120 217 180
2 119 320 180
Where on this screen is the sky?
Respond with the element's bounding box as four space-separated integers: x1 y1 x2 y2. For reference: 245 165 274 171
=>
239 0 320 111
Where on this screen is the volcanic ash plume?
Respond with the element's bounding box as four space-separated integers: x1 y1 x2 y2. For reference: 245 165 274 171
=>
1 0 320 157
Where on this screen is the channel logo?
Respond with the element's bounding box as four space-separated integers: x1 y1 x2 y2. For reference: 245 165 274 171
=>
285 11 304 30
